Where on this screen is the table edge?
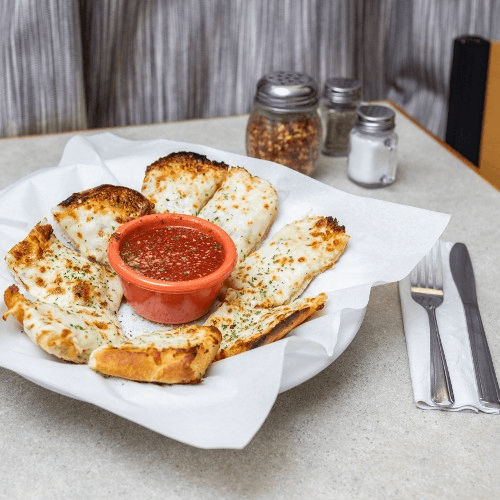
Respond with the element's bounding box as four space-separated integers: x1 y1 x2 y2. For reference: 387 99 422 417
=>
388 100 499 191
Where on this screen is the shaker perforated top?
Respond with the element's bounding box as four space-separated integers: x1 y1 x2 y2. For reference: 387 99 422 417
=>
355 105 396 133
254 71 319 112
323 77 362 104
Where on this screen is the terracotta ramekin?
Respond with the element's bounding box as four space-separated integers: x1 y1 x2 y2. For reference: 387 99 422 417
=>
107 213 237 324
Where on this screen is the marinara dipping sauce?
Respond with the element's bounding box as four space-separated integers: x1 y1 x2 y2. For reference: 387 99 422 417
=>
120 226 225 281
107 213 237 324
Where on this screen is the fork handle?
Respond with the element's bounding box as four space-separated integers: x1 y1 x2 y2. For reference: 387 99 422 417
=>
427 307 455 407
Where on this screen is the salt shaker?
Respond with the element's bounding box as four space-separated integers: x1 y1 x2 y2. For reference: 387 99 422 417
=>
321 77 361 156
347 105 398 187
246 71 322 176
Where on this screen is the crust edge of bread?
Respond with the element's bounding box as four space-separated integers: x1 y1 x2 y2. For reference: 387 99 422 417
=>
88 326 222 384
144 151 230 176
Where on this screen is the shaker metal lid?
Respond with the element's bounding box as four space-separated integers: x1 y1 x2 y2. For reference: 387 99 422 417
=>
323 77 362 104
254 71 319 111
355 105 395 132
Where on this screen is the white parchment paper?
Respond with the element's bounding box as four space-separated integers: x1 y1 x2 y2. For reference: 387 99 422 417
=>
0 133 450 448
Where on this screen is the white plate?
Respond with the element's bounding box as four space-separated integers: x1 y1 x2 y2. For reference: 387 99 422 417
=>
0 133 449 449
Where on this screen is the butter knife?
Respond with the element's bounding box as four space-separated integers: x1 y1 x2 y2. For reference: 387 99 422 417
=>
449 243 500 409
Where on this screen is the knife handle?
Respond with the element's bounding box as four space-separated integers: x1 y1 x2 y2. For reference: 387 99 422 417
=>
464 303 500 408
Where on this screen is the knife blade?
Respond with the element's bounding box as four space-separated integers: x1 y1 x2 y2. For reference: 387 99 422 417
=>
449 242 500 409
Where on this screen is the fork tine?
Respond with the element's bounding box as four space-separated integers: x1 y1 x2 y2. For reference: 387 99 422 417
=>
434 242 443 291
421 255 429 288
409 265 417 286
425 242 443 291
410 242 443 290
426 252 433 288
418 256 427 288
411 254 427 288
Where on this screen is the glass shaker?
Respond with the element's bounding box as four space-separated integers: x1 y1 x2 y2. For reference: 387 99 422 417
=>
246 71 322 176
347 105 398 187
321 77 362 157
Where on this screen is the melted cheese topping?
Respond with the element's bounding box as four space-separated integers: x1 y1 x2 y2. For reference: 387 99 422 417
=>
52 184 153 264
205 290 327 358
113 325 219 350
141 152 228 214
3 286 125 364
225 216 349 307
5 220 123 312
55 210 126 264
198 167 278 263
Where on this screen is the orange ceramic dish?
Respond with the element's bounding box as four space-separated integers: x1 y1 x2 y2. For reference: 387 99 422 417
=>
107 213 237 324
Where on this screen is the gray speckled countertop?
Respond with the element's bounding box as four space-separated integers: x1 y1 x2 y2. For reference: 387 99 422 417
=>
0 109 499 499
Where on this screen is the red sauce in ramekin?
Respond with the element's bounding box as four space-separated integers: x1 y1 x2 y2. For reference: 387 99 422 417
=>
120 226 225 281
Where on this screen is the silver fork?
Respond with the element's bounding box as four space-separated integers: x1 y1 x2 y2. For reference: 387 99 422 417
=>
410 243 454 407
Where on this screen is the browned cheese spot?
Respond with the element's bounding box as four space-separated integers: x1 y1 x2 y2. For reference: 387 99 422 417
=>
73 282 91 301
60 328 72 339
93 322 109 330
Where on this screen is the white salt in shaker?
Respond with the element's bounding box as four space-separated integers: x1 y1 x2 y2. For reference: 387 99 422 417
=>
347 105 398 187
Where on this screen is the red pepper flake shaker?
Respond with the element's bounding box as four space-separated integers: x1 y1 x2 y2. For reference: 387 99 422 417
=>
246 71 322 176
